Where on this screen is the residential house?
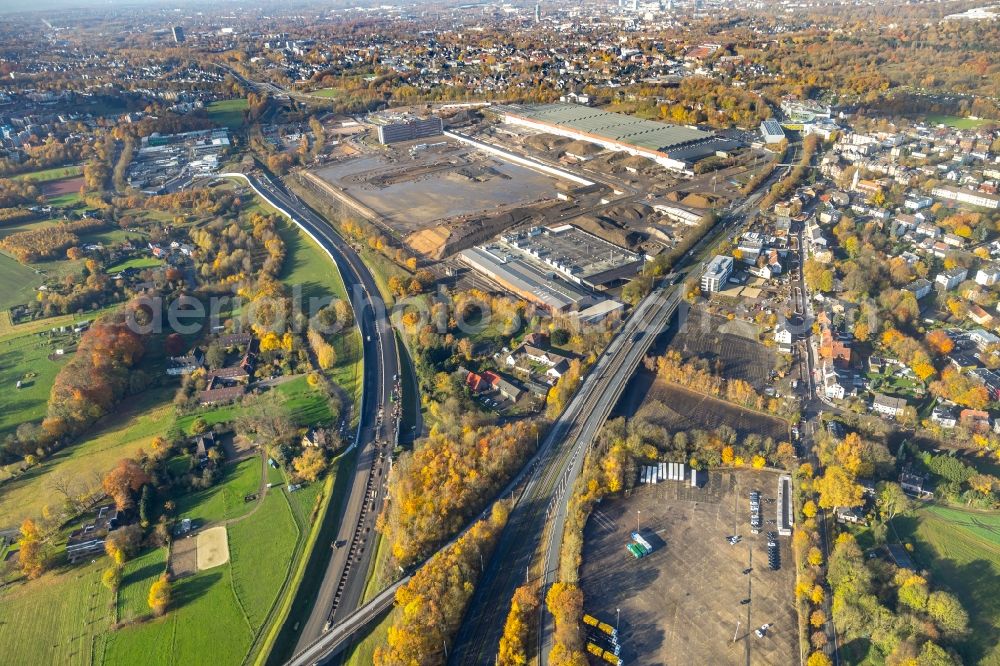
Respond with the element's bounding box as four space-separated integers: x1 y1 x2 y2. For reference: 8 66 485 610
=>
167 348 204 376
935 267 968 291
193 432 217 462
819 328 851 365
217 332 254 348
930 405 957 429
198 378 246 406
904 278 933 300
302 428 331 448
968 304 994 327
971 368 1000 400
900 466 931 497
483 370 525 401
66 505 120 563
959 409 991 432
774 322 793 351
976 264 1000 286
872 393 907 418
835 506 867 525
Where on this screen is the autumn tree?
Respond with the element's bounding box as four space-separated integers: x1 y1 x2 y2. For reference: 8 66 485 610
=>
17 518 45 579
292 447 327 482
148 574 172 616
498 584 539 666
875 482 912 523
546 582 585 662
102 459 150 511
925 329 955 356
813 465 865 509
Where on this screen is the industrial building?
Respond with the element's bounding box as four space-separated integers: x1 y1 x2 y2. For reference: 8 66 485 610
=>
375 116 444 145
495 103 732 172
501 224 643 290
459 245 598 312
701 254 733 293
760 120 785 144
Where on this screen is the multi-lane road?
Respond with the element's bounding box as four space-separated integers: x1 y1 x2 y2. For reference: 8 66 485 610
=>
218 170 402 657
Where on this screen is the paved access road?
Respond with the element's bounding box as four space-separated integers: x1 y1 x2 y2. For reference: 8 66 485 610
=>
225 171 402 654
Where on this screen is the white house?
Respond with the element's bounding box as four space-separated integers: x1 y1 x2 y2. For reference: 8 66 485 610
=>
976 265 1000 286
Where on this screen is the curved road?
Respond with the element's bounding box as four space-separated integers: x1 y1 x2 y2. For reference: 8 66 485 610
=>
221 171 402 655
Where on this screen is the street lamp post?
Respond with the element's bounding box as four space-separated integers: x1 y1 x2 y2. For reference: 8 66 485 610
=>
616 608 620 631
637 510 641 533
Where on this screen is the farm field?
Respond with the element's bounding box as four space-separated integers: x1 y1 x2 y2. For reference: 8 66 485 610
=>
891 505 1000 665
637 381 789 442
206 98 248 129
0 557 114 666
669 306 775 390
580 470 797 665
0 387 175 527
0 326 75 437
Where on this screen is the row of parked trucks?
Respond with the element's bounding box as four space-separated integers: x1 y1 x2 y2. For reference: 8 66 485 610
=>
583 613 622 665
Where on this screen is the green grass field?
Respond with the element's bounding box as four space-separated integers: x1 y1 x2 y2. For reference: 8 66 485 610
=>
925 114 996 129
308 88 341 98
228 491 299 631
0 254 44 317
0 328 74 437
105 257 163 273
276 218 363 412
0 387 175 526
0 557 114 666
172 458 262 525
892 505 1000 664
206 99 249 129
12 165 83 183
117 547 168 623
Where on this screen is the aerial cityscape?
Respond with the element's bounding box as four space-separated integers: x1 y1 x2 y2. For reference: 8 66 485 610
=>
0 0 997 664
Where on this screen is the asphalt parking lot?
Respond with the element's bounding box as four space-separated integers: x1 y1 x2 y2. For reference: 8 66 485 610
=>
579 469 797 665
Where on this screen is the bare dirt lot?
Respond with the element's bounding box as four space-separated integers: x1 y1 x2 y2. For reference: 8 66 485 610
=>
671 307 775 390
312 139 562 233
41 176 85 198
169 534 198 579
638 382 789 442
579 469 797 666
196 526 230 570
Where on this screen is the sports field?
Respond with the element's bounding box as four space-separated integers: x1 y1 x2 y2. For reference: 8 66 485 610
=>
925 114 995 129
206 99 248 129
12 165 83 183
891 505 1000 664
